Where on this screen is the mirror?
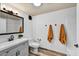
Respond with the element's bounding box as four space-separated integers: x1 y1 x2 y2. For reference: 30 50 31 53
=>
0 10 24 35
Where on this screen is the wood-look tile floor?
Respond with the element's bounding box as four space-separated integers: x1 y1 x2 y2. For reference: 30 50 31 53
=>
30 51 48 56
29 48 66 56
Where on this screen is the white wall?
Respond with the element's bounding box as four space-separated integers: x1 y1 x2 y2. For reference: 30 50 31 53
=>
0 3 1 9
0 3 33 43
76 3 79 56
77 4 79 45
33 7 76 54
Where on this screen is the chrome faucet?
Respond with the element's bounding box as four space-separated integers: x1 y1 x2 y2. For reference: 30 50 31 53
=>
8 35 14 41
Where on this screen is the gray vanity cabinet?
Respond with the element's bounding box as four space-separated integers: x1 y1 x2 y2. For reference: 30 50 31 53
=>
0 51 7 56
6 48 17 56
0 41 28 56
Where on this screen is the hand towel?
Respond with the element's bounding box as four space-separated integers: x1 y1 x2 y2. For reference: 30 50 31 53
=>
48 25 53 43
59 24 67 45
19 26 24 32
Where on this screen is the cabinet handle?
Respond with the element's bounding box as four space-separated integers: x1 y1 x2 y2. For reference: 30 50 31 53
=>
16 50 20 56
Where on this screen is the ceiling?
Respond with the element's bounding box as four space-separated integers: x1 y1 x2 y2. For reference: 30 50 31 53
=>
10 3 76 16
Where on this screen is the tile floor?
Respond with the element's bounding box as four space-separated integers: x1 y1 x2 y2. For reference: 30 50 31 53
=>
29 47 66 56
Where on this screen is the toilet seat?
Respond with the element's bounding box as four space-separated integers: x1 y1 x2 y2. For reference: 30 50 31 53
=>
29 42 40 48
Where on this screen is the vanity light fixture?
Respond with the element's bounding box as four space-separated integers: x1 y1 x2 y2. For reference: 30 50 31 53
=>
33 3 42 7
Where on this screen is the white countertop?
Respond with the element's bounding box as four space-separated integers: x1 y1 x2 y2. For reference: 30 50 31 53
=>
0 38 28 52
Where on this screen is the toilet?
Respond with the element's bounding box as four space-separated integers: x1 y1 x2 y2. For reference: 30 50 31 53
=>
29 39 41 52
29 42 40 52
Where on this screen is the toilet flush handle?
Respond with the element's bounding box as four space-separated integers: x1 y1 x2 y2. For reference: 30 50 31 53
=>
37 38 41 42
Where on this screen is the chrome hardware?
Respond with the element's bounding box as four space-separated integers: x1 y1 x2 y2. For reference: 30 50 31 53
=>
16 50 20 56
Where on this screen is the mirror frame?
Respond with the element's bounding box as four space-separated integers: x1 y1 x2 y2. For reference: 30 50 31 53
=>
0 10 24 35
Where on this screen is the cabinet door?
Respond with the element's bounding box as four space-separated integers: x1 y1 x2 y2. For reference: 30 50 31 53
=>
16 42 28 56
6 42 28 56
0 51 7 56
24 41 29 56
6 48 16 56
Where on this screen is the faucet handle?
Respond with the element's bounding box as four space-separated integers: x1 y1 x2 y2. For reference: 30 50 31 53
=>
10 35 14 39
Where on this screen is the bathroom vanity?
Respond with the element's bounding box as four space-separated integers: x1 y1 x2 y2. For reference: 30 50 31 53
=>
0 4 29 56
0 38 29 56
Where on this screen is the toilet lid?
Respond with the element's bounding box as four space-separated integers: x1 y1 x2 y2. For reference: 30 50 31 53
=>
29 42 40 47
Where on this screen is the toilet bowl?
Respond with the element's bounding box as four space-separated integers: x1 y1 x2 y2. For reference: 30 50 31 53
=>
29 39 40 52
29 42 40 52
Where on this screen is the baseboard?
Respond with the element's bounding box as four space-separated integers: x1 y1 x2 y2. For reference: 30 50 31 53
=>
39 47 67 56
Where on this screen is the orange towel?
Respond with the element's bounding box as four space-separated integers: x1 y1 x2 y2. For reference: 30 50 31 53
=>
19 26 24 32
48 25 53 43
59 24 67 45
